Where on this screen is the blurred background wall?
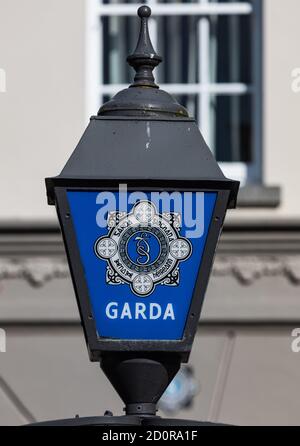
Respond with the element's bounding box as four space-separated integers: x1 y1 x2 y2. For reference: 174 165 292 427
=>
0 0 300 425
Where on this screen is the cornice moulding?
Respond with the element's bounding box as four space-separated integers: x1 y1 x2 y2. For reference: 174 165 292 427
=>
0 255 300 287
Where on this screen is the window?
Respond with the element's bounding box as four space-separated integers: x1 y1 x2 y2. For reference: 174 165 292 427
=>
86 0 262 185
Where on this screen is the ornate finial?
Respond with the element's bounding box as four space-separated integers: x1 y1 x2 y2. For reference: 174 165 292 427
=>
127 6 162 88
98 5 188 118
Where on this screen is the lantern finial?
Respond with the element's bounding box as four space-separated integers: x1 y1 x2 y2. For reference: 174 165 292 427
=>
98 5 188 117
127 6 162 88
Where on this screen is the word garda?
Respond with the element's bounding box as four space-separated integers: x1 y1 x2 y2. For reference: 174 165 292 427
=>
105 301 175 320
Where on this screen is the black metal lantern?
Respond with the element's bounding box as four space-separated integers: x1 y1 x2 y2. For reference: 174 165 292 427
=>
46 6 239 419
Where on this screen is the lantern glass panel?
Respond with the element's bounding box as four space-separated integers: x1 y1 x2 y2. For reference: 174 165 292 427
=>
67 190 217 341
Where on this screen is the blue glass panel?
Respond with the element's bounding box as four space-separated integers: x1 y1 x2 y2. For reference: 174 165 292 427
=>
67 191 217 340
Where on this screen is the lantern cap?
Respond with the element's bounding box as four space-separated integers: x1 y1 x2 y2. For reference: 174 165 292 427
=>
46 117 239 209
98 6 188 118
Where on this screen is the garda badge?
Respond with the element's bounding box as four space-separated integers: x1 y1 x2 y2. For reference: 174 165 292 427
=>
94 201 192 297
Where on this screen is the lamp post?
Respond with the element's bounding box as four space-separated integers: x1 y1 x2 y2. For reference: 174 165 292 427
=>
45 6 239 425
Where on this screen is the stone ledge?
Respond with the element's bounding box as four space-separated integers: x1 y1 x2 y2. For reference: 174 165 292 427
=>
237 185 281 208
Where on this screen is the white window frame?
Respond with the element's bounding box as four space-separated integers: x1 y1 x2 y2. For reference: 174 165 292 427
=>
85 0 261 186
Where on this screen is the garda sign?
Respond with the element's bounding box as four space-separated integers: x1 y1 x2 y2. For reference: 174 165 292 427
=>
67 191 216 340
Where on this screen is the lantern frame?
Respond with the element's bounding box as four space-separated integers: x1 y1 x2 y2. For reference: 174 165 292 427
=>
53 184 230 362
45 5 239 364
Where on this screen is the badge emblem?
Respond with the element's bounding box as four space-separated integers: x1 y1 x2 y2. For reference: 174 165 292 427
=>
94 201 192 297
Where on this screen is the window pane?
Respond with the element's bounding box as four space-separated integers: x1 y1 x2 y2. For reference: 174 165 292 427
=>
156 15 198 84
210 14 252 84
214 94 252 162
102 15 139 84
